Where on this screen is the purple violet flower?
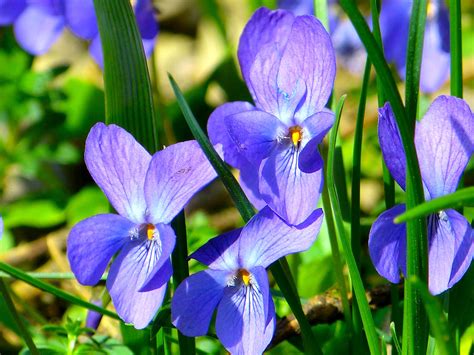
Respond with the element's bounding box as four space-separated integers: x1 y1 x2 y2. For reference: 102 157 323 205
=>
171 206 324 354
208 7 336 225
369 95 473 295
380 0 450 93
67 123 216 329
0 0 158 68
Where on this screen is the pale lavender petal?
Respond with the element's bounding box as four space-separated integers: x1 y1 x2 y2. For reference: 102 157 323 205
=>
14 6 64 55
208 101 256 168
427 209 473 295
144 140 217 224
84 123 151 223
67 214 132 285
332 18 367 74
89 35 103 68
277 15 336 121
278 0 313 16
64 0 98 40
260 147 324 225
135 0 158 40
368 204 407 284
378 103 407 190
225 110 284 165
216 266 271 354
239 160 266 210
107 242 172 329
142 37 155 58
191 228 242 271
0 0 26 25
415 96 473 198
298 109 334 173
238 206 323 268
171 269 228 336
238 8 294 86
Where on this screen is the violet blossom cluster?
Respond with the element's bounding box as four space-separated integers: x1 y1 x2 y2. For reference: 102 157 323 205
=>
0 0 158 67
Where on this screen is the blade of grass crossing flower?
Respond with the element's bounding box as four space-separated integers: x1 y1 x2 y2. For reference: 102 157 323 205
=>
0 279 39 354
327 95 381 355
410 277 457 355
0 262 119 320
395 187 474 223
169 74 322 355
314 0 329 30
449 0 463 98
171 212 196 354
93 0 158 152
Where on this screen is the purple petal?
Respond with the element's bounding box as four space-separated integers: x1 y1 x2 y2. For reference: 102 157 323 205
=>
0 0 26 25
277 15 336 121
368 204 407 284
427 209 473 295
84 123 151 223
299 109 334 173
67 214 132 285
107 241 172 329
208 101 257 169
64 0 98 40
238 206 323 268
142 37 155 58
278 0 313 16
239 160 267 210
135 0 158 40
191 228 242 271
260 147 324 225
238 8 294 87
225 110 284 165
171 269 228 336
332 18 367 74
415 96 473 198
144 140 216 224
85 299 103 330
215 266 272 354
89 35 104 68
14 6 64 55
378 103 407 190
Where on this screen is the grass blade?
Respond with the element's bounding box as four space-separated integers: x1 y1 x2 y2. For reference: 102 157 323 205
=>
449 0 463 98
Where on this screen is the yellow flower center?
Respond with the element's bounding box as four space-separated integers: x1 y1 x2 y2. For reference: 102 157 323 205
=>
238 269 251 286
146 224 156 240
289 125 303 146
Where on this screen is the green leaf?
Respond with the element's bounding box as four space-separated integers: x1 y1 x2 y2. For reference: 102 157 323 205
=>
395 187 474 223
93 0 158 152
119 324 152 355
4 200 65 228
65 186 109 226
449 0 463 98
0 262 119 320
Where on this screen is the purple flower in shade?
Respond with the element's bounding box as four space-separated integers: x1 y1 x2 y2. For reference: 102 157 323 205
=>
172 206 324 354
85 299 103 331
0 0 158 68
67 123 216 329
208 8 335 225
369 95 473 295
380 0 450 93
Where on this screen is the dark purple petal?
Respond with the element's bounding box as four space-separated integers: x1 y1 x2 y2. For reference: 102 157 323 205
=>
260 147 323 225
171 269 228 336
0 0 26 25
225 110 284 165
191 228 242 271
64 0 98 40
107 242 172 329
368 204 407 284
277 15 336 121
85 123 151 223
144 140 217 224
89 35 104 68
427 209 473 295
85 299 103 330
419 18 450 93
215 266 272 354
135 0 158 40
208 101 256 168
238 8 294 87
67 214 132 285
14 6 64 55
415 96 473 198
238 206 323 268
378 103 407 190
299 109 334 173
239 160 266 210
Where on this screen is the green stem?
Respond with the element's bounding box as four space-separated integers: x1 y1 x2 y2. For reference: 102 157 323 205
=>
171 212 196 355
449 0 463 98
0 278 39 355
314 0 329 30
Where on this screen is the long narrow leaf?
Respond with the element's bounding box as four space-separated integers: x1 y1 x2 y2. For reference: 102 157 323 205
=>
449 0 463 98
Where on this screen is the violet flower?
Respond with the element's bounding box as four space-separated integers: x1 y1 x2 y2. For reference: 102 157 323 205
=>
369 95 473 295
172 206 324 354
208 7 335 225
380 0 450 93
0 0 158 68
67 123 216 328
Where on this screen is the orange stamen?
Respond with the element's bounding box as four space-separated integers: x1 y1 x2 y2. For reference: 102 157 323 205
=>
146 224 155 240
238 269 251 286
289 126 302 146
